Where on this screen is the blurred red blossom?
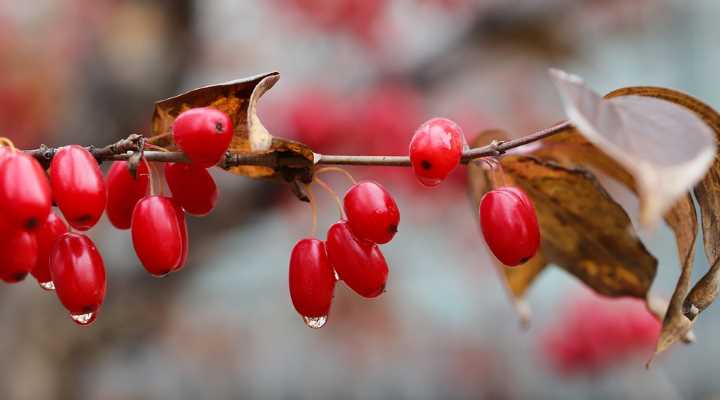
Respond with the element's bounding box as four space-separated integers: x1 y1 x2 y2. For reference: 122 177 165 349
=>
540 291 660 376
277 0 389 46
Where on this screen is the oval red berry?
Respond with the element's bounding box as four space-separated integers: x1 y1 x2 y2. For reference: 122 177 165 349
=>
326 220 388 298
131 195 184 276
479 186 540 266
0 151 51 230
50 145 107 230
31 211 68 285
50 233 106 315
106 160 149 229
171 200 189 272
0 229 38 283
289 238 336 318
343 181 399 244
409 118 464 187
165 162 218 216
172 107 233 167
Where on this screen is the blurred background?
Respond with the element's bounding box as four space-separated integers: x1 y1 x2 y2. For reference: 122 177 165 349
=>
1 0 719 399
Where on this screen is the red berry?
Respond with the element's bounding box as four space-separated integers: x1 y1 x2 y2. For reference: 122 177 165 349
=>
289 238 336 318
409 117 465 187
106 160 149 229
343 181 399 244
31 211 68 286
50 233 106 317
0 151 51 230
171 200 189 272
131 195 184 276
172 107 233 167
0 229 38 283
50 145 107 230
165 162 218 216
479 186 540 266
326 220 388 298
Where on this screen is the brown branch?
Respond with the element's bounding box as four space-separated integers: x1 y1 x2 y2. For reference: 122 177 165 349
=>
23 121 572 168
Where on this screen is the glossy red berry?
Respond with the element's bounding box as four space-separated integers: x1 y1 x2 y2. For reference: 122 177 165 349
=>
106 160 149 229
50 233 106 317
409 117 465 187
289 238 336 318
326 220 388 298
172 107 233 167
50 145 107 230
131 195 184 276
171 200 189 272
479 186 540 266
31 211 68 287
0 229 38 283
165 162 218 216
0 151 51 230
343 181 399 244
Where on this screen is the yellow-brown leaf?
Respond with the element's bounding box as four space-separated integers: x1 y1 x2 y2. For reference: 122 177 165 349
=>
150 72 314 180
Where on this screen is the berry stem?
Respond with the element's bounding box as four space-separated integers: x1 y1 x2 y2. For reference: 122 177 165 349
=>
314 167 357 185
0 137 16 151
479 157 508 187
304 183 318 237
149 162 164 196
144 143 171 153
312 176 344 219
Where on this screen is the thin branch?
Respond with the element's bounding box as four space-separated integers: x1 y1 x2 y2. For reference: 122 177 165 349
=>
315 121 572 166
23 121 572 168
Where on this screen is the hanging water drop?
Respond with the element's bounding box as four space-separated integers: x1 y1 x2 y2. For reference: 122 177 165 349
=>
38 281 55 291
333 269 340 281
303 315 327 329
70 311 97 326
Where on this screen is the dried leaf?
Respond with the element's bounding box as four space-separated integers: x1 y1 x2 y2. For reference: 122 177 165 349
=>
652 193 698 357
150 72 314 179
602 87 720 322
469 132 657 307
646 295 695 345
549 69 716 226
534 126 698 355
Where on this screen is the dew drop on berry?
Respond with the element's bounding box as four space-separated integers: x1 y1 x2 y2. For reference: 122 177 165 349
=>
39 281 55 291
70 311 96 326
303 315 328 329
333 269 340 281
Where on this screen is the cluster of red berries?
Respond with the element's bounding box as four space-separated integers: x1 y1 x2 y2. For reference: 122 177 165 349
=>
124 107 231 277
289 180 399 328
288 117 541 327
409 117 540 265
541 293 660 375
0 106 232 325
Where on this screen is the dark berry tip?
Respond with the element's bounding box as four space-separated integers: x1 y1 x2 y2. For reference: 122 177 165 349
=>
13 272 28 282
518 256 531 264
387 224 398 234
25 218 39 230
214 121 225 133
74 214 94 225
155 270 171 278
420 160 432 170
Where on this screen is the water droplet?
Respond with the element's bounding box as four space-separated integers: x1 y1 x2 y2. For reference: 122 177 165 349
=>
333 269 340 281
70 312 96 326
38 281 55 291
303 315 327 329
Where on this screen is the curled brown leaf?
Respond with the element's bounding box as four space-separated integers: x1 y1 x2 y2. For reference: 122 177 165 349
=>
550 70 716 227
150 72 314 180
